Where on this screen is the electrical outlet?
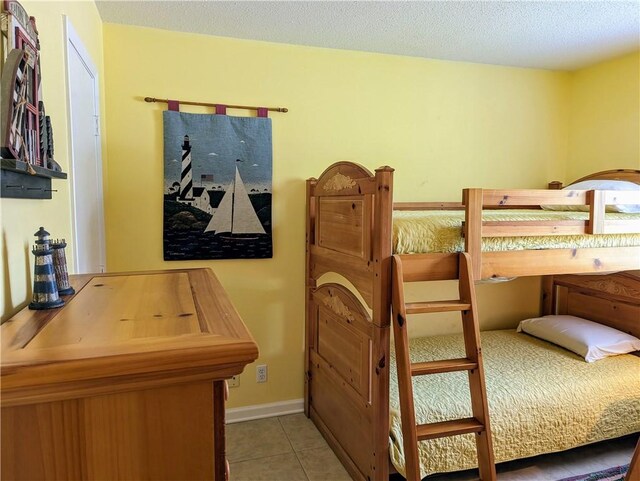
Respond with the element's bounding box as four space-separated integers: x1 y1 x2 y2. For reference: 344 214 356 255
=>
228 375 240 388
256 364 267 383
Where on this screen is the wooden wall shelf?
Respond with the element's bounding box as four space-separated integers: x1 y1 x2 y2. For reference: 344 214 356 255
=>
0 158 67 199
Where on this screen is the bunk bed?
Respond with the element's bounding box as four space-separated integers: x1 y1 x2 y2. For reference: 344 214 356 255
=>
304 162 640 481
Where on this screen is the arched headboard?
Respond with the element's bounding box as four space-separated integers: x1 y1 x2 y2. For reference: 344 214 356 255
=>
571 169 640 185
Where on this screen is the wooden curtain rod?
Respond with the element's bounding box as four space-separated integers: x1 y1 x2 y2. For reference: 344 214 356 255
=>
144 97 288 113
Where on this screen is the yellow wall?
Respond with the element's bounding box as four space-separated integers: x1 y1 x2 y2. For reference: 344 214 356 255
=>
1 0 105 321
567 51 640 181
103 23 569 408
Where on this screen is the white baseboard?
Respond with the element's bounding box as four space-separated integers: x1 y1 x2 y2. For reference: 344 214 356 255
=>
225 399 304 424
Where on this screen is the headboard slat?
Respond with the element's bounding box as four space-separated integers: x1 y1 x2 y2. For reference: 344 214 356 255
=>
566 292 640 338
552 271 640 339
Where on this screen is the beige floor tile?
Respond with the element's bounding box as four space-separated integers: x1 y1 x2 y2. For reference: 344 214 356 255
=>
229 453 308 481
601 436 637 466
296 445 352 481
415 468 479 481
496 453 579 479
606 449 635 466
279 414 327 452
227 418 293 463
550 448 622 475
497 466 559 481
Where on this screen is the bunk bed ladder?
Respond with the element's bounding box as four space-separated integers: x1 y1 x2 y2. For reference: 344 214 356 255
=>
391 252 496 481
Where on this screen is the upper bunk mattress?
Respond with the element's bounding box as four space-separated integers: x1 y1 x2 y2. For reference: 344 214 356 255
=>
393 210 640 254
388 329 640 478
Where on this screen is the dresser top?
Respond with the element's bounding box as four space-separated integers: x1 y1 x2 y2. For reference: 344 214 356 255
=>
1 269 258 405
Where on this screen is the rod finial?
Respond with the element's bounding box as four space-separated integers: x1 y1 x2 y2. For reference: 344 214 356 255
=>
144 97 156 103
280 108 289 113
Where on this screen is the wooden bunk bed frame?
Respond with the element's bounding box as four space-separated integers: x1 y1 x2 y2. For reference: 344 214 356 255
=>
304 162 640 481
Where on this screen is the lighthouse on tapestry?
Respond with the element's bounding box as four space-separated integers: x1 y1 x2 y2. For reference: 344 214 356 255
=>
179 135 194 202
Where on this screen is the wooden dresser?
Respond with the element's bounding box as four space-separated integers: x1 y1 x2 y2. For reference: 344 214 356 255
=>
1 268 258 480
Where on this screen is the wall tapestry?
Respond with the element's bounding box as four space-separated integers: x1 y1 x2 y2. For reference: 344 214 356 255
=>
163 111 272 260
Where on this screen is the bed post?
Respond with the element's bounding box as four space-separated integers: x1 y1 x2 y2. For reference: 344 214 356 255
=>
372 166 394 328
541 276 555 315
305 177 317 416
587 190 606 235
464 188 483 279
370 166 394 480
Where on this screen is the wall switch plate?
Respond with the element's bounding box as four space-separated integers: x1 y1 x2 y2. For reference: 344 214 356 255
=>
256 364 267 383
228 375 240 388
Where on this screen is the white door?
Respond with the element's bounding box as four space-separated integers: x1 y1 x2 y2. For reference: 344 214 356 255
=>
65 18 105 273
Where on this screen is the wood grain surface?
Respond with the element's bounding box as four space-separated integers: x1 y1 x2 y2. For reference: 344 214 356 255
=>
2 268 257 480
2 269 258 406
305 162 640 481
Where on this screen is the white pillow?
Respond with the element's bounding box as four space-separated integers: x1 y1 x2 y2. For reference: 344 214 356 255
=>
542 179 640 213
517 314 640 362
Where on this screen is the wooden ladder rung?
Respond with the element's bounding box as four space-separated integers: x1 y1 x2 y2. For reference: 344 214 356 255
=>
411 358 478 376
405 300 471 314
416 417 485 441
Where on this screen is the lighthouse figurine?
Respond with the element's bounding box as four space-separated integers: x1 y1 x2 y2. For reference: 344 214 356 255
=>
51 238 75 296
29 227 65 310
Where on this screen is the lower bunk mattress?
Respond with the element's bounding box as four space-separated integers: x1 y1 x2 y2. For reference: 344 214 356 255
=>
388 329 640 478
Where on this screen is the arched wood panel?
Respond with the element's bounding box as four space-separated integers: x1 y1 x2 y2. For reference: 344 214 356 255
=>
307 283 389 481
571 169 640 185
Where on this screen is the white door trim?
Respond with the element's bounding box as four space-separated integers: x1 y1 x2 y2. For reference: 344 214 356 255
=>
63 16 106 273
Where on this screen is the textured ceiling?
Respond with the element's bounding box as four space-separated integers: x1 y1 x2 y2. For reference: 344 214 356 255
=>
96 1 640 71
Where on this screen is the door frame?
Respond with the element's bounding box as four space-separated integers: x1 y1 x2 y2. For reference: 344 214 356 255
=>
63 16 106 273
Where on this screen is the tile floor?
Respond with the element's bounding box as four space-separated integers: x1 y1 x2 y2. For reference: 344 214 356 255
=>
227 414 350 481
226 413 637 481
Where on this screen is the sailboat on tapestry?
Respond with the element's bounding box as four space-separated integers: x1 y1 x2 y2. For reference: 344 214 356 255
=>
205 165 266 238
163 111 273 260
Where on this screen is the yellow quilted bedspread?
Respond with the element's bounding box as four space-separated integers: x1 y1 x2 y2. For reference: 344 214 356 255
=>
388 330 640 477
393 210 640 254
